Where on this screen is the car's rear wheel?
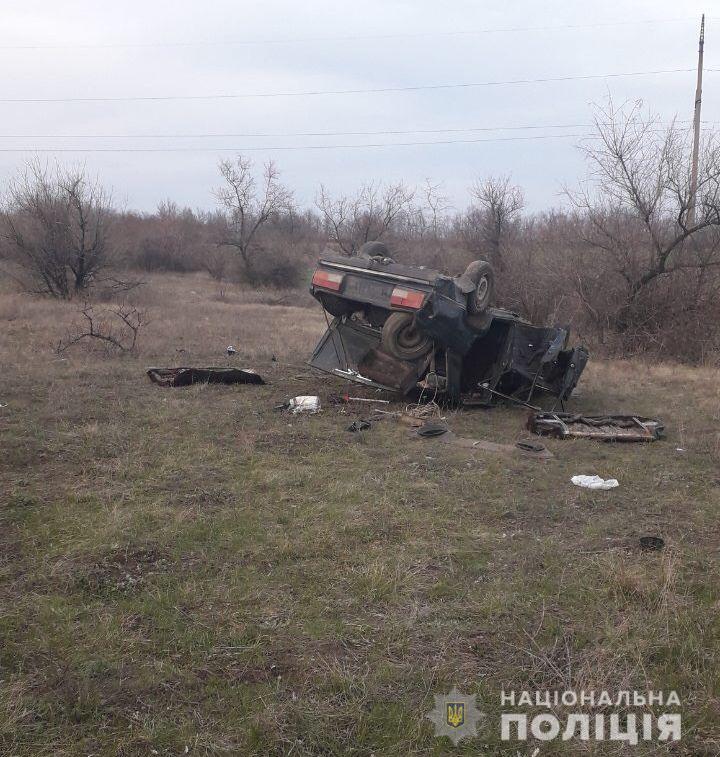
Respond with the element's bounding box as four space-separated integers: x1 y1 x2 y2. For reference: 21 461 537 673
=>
464 260 495 315
380 312 433 360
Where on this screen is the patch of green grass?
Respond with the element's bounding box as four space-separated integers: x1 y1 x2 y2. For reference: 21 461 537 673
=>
2 288 720 754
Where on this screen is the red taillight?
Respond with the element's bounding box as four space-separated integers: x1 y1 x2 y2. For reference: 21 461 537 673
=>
312 269 344 291
390 286 425 309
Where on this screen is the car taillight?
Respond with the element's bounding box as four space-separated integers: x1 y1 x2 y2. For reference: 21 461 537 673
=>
311 269 344 291
390 287 425 309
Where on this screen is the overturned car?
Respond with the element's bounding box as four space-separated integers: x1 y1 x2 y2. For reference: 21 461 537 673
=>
308 242 588 406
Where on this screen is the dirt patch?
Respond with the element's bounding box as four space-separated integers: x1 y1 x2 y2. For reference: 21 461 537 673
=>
74 546 172 595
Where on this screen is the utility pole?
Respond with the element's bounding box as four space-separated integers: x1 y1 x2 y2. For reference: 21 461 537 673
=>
688 14 705 228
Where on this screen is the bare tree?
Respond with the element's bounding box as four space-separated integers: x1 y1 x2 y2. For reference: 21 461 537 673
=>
418 179 451 239
56 302 147 354
1 161 113 298
569 98 720 330
467 175 524 269
316 181 415 254
215 156 293 281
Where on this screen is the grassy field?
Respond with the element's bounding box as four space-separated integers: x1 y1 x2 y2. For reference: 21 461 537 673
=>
1 273 719 756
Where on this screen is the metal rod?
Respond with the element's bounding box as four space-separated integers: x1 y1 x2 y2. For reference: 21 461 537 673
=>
481 385 541 411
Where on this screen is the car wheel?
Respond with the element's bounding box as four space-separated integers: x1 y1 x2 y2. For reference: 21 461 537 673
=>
357 241 390 259
356 241 394 263
464 260 495 314
380 312 433 360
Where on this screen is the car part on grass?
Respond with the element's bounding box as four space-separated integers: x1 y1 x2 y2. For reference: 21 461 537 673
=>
347 419 372 432
372 410 425 428
308 250 587 405
147 367 265 387
571 475 619 490
341 395 390 405
286 395 321 414
639 536 665 551
416 421 450 438
327 393 390 406
415 422 553 459
529 413 664 441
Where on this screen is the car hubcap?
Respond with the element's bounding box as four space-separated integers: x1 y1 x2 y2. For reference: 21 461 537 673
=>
475 277 489 307
398 324 423 349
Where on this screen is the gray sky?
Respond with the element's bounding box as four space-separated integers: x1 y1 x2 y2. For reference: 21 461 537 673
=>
1 1 715 213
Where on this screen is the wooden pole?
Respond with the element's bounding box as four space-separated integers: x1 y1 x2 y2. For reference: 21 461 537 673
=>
688 14 705 228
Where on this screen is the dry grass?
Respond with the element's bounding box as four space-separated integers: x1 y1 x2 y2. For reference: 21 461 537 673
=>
1 272 720 755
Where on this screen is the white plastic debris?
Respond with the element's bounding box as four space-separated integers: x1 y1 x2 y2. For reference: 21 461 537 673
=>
571 474 619 490
226 345 237 355
288 395 321 414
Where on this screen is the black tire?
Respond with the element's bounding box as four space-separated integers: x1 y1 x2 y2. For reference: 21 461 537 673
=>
380 312 433 360
464 260 495 315
357 241 393 262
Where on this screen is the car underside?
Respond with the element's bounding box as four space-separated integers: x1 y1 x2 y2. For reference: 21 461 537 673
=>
308 243 588 406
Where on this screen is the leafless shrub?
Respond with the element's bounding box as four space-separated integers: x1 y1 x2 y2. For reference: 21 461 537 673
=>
569 98 720 334
316 181 415 254
417 179 452 240
202 245 232 282
128 202 210 273
92 275 145 303
463 175 524 271
1 160 113 298
215 156 294 283
56 302 147 354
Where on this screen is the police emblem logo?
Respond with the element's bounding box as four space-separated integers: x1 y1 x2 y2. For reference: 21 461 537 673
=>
426 686 482 745
446 702 465 728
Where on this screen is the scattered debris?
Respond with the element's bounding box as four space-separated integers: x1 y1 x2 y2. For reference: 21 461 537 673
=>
308 245 587 404
374 410 425 428
287 395 321 414
530 412 664 441
515 439 547 454
416 421 449 438
639 536 665 551
147 367 265 387
571 475 619 490
328 393 390 406
226 345 237 355
405 401 442 420
347 419 372 432
415 422 553 459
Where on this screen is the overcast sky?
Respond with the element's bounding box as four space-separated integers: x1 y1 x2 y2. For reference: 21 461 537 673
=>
1 1 715 213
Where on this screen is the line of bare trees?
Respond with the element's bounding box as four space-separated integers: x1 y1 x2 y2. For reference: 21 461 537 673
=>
3 99 720 362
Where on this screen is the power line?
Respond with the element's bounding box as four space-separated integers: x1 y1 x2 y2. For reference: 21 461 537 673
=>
0 119 706 140
0 17 702 50
0 132 591 152
0 123 596 139
0 67 704 104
